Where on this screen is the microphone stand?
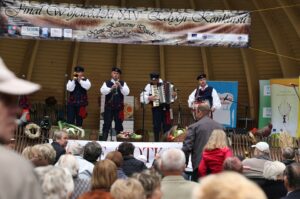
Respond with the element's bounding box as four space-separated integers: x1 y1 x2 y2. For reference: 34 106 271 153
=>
141 89 146 141
224 97 251 130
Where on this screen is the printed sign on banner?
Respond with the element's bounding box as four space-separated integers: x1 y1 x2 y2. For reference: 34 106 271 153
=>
258 80 272 128
270 78 299 137
0 0 251 48
207 81 238 128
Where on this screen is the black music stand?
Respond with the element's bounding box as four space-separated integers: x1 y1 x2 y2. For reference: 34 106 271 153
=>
224 97 252 130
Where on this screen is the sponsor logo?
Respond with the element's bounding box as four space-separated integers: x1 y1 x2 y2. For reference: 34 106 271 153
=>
50 28 62 38
21 26 40 37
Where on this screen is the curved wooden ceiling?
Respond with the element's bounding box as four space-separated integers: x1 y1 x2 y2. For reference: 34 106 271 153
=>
0 0 299 131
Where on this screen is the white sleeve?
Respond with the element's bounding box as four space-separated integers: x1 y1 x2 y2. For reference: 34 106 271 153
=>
79 79 91 90
188 89 197 108
100 82 111 95
120 82 130 96
140 84 151 104
212 88 222 110
66 80 76 92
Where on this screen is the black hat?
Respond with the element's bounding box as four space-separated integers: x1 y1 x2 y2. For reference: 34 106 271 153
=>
112 67 122 74
150 72 160 80
197 73 206 80
74 66 84 72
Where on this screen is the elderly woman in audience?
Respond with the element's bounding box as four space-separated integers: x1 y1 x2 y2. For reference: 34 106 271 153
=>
78 159 117 199
281 147 296 166
260 161 287 199
118 142 147 176
193 172 267 199
57 154 90 199
223 157 243 173
106 151 127 179
132 169 162 199
83 141 102 164
35 165 74 199
198 129 233 177
22 144 56 167
111 178 146 199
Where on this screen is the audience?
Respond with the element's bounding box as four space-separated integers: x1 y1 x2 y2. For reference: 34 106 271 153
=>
282 147 296 166
198 129 232 177
282 162 300 199
111 178 146 199
132 169 162 199
78 159 117 199
52 130 69 164
193 172 267 199
106 151 127 179
242 141 272 178
67 141 94 180
160 148 198 199
260 161 287 199
223 157 243 173
83 141 102 164
35 165 74 199
57 154 90 199
118 142 147 176
31 143 56 166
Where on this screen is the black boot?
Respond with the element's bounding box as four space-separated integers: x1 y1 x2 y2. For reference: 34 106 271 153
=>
102 131 109 141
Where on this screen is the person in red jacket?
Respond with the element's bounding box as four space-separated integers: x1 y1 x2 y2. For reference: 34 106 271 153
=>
198 129 232 177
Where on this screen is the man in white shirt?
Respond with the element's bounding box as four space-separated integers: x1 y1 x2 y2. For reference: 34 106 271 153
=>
188 73 221 116
66 66 91 127
100 67 130 141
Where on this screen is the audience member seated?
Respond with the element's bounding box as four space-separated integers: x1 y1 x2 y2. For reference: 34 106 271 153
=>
132 169 162 199
111 178 146 199
57 154 90 199
83 141 102 165
281 163 300 199
193 172 267 199
118 142 147 176
242 142 272 180
51 130 69 164
31 144 56 166
78 159 117 199
259 161 287 199
282 147 296 166
198 129 233 177
160 148 198 199
106 151 127 179
223 157 243 173
35 165 74 199
67 141 94 180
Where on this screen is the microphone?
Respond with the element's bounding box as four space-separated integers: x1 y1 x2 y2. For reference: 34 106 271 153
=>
223 94 229 101
290 83 298 87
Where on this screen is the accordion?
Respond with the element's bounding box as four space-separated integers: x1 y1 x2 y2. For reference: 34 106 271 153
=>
151 82 175 107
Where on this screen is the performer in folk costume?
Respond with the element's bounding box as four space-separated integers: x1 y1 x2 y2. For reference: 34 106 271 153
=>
188 73 221 114
100 67 130 141
140 72 177 142
66 66 91 127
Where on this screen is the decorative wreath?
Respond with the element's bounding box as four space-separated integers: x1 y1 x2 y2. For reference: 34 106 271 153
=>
25 123 41 139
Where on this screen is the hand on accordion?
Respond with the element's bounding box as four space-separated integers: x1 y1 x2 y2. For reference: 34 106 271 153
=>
148 95 158 101
172 91 177 98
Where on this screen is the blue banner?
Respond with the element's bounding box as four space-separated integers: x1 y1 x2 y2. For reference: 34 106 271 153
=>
207 81 238 128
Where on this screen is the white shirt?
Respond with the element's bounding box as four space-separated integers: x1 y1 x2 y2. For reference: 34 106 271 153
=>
100 79 130 96
140 79 177 104
66 79 91 91
188 84 221 110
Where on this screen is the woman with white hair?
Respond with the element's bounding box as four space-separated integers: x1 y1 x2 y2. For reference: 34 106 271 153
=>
260 161 287 199
57 154 90 199
35 165 74 199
